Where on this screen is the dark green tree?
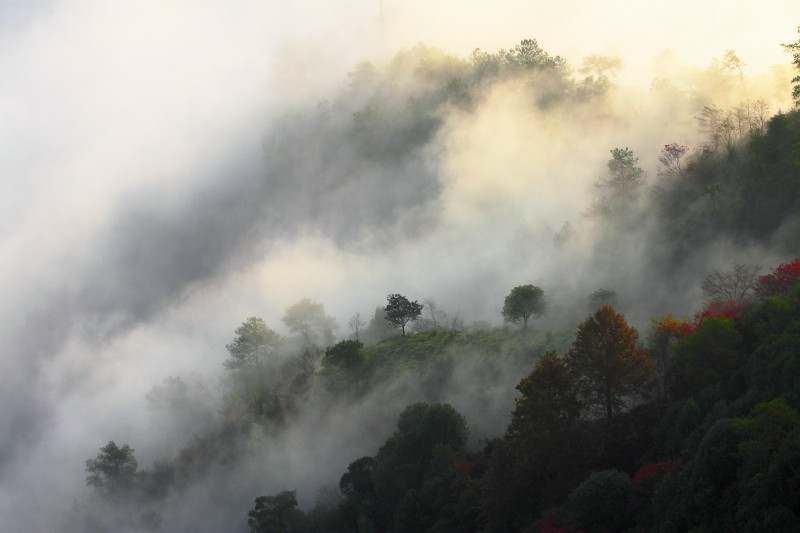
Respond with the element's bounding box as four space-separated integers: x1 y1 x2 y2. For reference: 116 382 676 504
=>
247 490 307 533
384 294 423 336
322 340 366 393
482 352 591 530
502 284 545 329
337 403 469 532
564 469 635 532
671 316 746 400
733 398 800 528
85 441 139 494
224 317 280 370
507 352 582 441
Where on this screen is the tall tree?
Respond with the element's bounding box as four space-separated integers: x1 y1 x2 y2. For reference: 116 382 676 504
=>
348 312 365 341
483 353 588 529
601 147 645 200
224 317 280 370
384 294 423 336
585 147 645 218
282 298 338 347
85 441 139 495
566 305 653 421
507 352 581 441
502 284 545 329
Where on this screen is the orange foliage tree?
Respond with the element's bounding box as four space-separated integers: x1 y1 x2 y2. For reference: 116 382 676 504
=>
649 314 692 400
567 306 653 421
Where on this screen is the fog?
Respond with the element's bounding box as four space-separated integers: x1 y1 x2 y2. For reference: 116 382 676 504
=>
1 1 799 531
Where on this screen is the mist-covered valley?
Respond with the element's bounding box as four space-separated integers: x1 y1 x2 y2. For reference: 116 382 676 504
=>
3 2 800 532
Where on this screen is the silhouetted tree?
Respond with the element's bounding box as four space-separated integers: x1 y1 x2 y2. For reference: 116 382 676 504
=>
247 490 307 533
384 294 423 336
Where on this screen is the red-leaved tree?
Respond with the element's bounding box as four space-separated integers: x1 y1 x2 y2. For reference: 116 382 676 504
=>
754 258 800 298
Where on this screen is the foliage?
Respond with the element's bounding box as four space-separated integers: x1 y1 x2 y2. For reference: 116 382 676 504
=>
507 352 581 441
224 317 280 370
651 313 693 340
693 299 745 325
587 288 617 311
384 294 424 336
632 459 683 492
651 109 800 266
782 26 800 105
734 398 800 521
85 441 139 495
484 352 592 529
564 469 635 533
586 147 645 219
566 306 652 420
322 340 366 393
502 284 546 329
337 402 470 531
281 298 338 347
323 340 364 373
649 314 692 400
604 147 644 193
671 316 747 400
247 490 308 533
754 258 800 298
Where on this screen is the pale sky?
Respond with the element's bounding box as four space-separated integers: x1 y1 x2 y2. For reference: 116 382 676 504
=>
378 0 800 84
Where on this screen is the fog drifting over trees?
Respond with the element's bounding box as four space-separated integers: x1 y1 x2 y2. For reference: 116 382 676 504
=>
1 2 800 531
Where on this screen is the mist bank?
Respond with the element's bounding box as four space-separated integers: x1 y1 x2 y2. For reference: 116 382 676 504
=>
1 5 800 530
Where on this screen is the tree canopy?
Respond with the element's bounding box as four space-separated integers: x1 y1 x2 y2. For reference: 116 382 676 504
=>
85 441 139 495
502 284 545 329
384 294 423 336
247 490 307 533
224 317 281 370
566 305 652 420
281 298 338 346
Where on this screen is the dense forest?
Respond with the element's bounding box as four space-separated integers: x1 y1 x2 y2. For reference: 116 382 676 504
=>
66 29 800 532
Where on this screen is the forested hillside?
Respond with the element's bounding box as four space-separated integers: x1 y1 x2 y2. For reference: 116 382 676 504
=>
66 29 800 533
